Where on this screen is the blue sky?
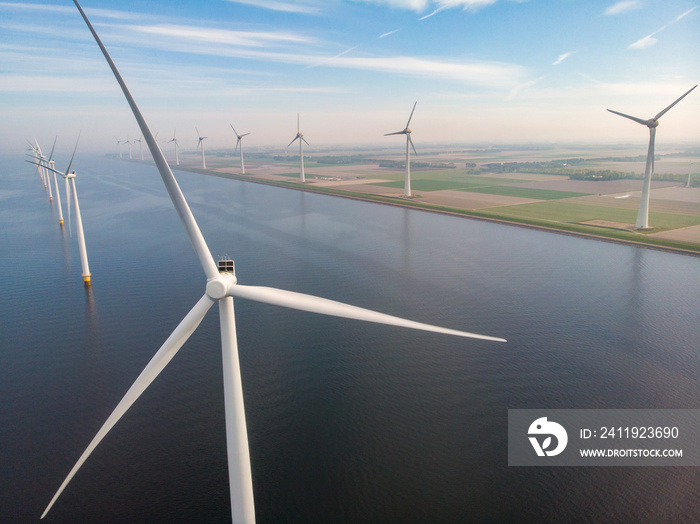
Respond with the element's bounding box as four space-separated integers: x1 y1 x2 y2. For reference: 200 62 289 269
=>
2 0 698 154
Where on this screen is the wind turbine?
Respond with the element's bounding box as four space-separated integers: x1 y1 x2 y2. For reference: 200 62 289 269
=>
385 102 418 198
168 128 180 166
196 127 208 169
687 163 694 188
287 113 308 182
28 134 89 283
134 135 144 160
115 136 123 158
126 133 133 160
45 3 506 522
607 85 697 229
231 124 250 175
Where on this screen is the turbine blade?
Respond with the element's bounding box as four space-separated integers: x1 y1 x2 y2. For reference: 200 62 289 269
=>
302 137 310 146
228 285 506 342
288 137 299 147
235 138 241 152
606 109 647 126
654 85 697 120
196 126 200 138
241 133 250 138
73 0 218 279
408 135 417 156
26 160 64 176
405 101 417 128
230 124 238 136
384 131 405 136
41 294 215 519
64 131 81 178
48 136 58 163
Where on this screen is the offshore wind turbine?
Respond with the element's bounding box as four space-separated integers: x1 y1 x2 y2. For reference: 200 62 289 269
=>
230 124 250 174
115 136 123 158
196 127 208 169
607 85 697 229
134 135 144 160
28 135 89 283
385 102 418 198
287 113 308 182
44 3 506 522
126 134 133 160
168 128 180 165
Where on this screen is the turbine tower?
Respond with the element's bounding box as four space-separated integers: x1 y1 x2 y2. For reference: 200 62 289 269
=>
607 85 696 229
45 3 506 522
134 135 144 160
385 102 418 198
28 135 90 283
126 134 132 160
168 128 180 165
115 136 123 158
231 124 250 174
287 113 308 182
196 127 208 169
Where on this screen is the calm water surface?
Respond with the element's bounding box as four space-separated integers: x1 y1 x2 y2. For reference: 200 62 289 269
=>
1 155 700 523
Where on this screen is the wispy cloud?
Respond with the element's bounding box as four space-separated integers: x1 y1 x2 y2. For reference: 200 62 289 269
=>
0 2 141 20
378 29 400 38
604 1 641 16
628 7 697 50
419 6 447 19
552 52 574 66
128 24 316 48
304 45 359 69
505 76 544 101
352 0 498 14
225 0 322 15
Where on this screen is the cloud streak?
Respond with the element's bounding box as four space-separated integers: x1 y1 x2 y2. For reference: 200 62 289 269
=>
552 52 573 66
604 1 640 16
225 0 322 15
628 7 697 50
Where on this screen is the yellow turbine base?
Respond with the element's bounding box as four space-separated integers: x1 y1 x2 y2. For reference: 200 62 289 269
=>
59 219 64 225
49 197 53 202
83 274 92 286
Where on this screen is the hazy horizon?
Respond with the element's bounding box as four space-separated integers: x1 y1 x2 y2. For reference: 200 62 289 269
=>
2 1 698 155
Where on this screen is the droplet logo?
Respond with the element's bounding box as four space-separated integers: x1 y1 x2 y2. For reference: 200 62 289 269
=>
528 417 568 457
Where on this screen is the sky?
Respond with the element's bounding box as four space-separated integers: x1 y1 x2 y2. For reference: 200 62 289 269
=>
1 0 698 155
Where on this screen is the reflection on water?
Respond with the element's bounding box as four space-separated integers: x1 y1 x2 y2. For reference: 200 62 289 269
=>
1 155 699 523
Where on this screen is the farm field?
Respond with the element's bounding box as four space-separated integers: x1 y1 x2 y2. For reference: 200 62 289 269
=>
136 143 700 253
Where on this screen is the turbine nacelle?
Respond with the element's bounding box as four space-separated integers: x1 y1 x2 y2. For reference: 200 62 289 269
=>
206 273 238 300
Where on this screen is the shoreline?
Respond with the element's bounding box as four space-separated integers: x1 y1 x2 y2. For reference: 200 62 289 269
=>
135 160 700 258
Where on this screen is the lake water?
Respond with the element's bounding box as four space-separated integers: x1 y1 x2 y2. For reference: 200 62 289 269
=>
2 154 700 523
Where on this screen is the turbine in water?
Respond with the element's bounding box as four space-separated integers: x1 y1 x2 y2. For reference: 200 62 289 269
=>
42 3 506 522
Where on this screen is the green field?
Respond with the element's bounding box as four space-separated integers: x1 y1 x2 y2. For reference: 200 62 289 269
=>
459 186 590 200
481 201 700 232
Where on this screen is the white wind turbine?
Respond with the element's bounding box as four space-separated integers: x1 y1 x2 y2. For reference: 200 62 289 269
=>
196 127 208 169
115 136 123 158
231 124 250 174
134 135 144 160
287 113 308 182
44 3 506 522
168 128 180 165
607 85 697 229
385 102 418 198
28 135 90 284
